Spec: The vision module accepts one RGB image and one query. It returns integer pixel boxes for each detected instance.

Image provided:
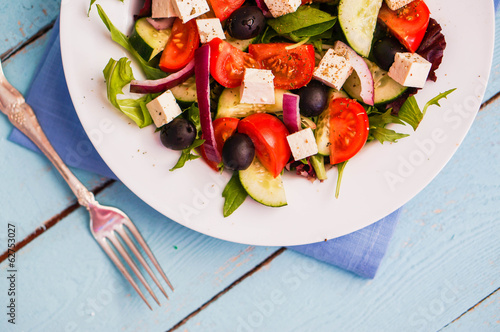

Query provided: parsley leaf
[222,172,248,217]
[399,88,456,130]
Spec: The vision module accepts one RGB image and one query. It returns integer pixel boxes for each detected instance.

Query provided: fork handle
[0,83,95,208]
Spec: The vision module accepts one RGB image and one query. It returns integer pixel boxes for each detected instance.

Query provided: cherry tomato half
[208,38,261,88]
[199,117,240,171]
[248,43,316,90]
[378,0,430,53]
[328,98,369,165]
[211,0,246,21]
[238,114,291,178]
[159,18,199,73]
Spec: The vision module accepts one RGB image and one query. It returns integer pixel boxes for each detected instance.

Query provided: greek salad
[92,0,453,217]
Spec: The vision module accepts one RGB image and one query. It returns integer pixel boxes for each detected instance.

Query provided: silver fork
[0,59,173,310]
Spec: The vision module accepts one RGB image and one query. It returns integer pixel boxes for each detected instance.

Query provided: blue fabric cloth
[19,8,480,278]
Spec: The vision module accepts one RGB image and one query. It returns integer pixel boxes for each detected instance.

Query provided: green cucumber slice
[170,76,197,103]
[129,18,171,62]
[225,32,258,51]
[338,0,383,57]
[239,159,287,207]
[315,90,349,156]
[216,88,288,119]
[344,59,407,105]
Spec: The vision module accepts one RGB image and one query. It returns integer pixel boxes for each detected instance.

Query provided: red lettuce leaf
[417,18,446,82]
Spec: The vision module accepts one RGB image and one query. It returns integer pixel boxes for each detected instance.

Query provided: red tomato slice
[238,114,291,178]
[208,38,261,88]
[378,0,430,53]
[159,18,199,73]
[211,0,245,21]
[248,43,316,90]
[328,98,369,165]
[199,117,240,171]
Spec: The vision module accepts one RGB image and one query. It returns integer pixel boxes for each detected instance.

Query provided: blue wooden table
[1,1,499,331]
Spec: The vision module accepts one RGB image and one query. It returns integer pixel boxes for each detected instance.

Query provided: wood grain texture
[173,98,500,332]
[0,182,280,331]
[0,0,60,57]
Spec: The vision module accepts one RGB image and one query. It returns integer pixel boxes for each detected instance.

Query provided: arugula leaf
[399,88,456,130]
[335,161,347,199]
[370,127,409,144]
[267,6,336,35]
[367,109,408,144]
[222,172,248,217]
[96,4,166,80]
[169,139,205,171]
[103,57,155,128]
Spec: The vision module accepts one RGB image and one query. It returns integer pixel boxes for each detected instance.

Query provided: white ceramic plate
[60,0,495,246]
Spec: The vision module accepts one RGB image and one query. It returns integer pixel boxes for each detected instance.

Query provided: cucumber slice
[216,88,288,119]
[129,18,171,62]
[315,90,349,156]
[344,59,407,105]
[239,159,287,207]
[225,32,258,51]
[170,76,197,103]
[338,0,383,57]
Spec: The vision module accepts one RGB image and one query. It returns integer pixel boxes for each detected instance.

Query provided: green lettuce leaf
[222,172,248,217]
[102,57,156,128]
[96,4,166,80]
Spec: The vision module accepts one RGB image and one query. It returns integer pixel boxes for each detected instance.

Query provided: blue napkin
[9,17,405,279]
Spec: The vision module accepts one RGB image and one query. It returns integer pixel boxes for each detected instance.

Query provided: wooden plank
[0,182,280,331]
[0,0,60,56]
[441,289,499,331]
[171,98,500,332]
[0,34,107,243]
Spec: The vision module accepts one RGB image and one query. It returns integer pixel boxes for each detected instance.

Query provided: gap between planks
[0,179,115,263]
[2,17,500,330]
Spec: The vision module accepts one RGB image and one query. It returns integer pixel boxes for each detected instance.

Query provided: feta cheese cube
[384,0,416,11]
[388,52,432,88]
[146,90,182,127]
[171,0,209,23]
[313,49,353,90]
[152,0,178,18]
[286,128,319,161]
[196,18,225,44]
[263,0,301,18]
[240,68,276,105]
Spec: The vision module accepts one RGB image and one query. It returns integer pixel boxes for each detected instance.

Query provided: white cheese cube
[152,0,178,18]
[388,52,431,88]
[196,18,225,44]
[263,0,301,18]
[313,49,353,90]
[146,90,182,127]
[384,0,416,11]
[287,128,319,161]
[171,0,209,23]
[240,68,276,105]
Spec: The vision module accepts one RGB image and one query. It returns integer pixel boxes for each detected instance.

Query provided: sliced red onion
[334,41,374,106]
[195,44,221,163]
[255,0,273,18]
[146,17,175,30]
[283,93,301,133]
[130,59,195,94]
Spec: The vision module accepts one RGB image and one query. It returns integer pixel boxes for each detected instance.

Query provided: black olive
[222,133,255,171]
[160,118,196,150]
[296,80,329,117]
[372,37,406,71]
[227,6,266,40]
